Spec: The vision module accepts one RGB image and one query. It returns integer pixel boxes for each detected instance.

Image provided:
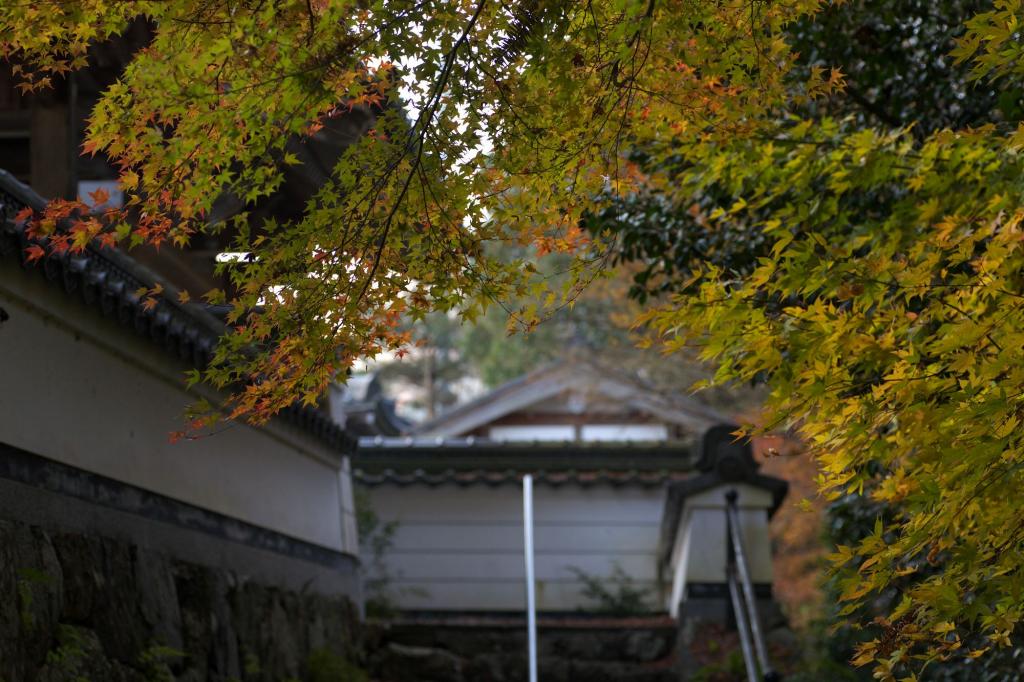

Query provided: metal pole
[727,566,760,682]
[725,490,774,680]
[523,474,538,682]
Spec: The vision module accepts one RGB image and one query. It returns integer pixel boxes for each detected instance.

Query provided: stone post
[658,425,789,679]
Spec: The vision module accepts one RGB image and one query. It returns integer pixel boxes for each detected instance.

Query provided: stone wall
[366,617,678,682]
[363,611,802,682]
[0,520,363,682]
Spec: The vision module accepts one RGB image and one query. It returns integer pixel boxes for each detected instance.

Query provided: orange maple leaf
[87,187,110,206]
[14,207,33,224]
[142,297,159,312]
[24,245,46,263]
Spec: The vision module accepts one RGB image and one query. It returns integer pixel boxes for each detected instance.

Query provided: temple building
[353,358,787,616]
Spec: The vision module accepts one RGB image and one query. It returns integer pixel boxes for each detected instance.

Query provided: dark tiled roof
[354,437,696,487]
[356,468,692,488]
[339,399,411,437]
[0,169,354,455]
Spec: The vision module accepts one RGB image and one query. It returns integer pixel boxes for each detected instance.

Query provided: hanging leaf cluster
[638,4,1024,676]
[0,0,815,426]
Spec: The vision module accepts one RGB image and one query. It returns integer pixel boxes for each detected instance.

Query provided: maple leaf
[119,170,139,190]
[96,232,118,249]
[23,245,45,263]
[14,207,33,224]
[87,187,110,206]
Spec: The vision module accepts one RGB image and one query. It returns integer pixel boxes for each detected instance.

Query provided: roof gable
[412,358,727,438]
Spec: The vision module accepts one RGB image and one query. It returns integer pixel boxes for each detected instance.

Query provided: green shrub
[307,648,369,682]
[567,563,654,616]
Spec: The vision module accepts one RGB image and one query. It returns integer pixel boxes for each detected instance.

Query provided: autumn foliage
[10,0,1024,677]
[635,4,1024,678]
[1,0,814,428]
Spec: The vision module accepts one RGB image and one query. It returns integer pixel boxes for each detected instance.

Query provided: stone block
[52,532,147,662]
[624,630,672,662]
[134,545,183,651]
[0,521,64,681]
[374,642,464,682]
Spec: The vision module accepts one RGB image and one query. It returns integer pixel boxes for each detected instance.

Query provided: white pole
[523,474,538,682]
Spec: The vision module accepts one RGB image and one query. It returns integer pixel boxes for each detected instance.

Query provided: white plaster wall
[667,483,775,616]
[362,483,668,611]
[580,423,669,442]
[0,264,353,554]
[488,424,575,442]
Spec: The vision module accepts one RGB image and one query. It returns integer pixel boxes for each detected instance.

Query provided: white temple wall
[0,263,355,555]
[362,482,667,611]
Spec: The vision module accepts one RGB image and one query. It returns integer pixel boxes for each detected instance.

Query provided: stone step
[367,617,679,682]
